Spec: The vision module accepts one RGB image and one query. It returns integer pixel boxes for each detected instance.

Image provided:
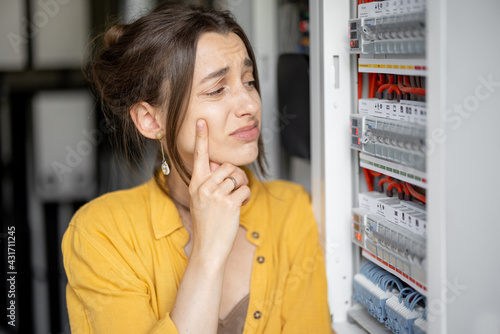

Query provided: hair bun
[104,24,127,47]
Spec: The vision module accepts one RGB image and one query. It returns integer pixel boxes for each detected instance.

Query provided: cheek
[253,93,263,117]
[177,123,196,154]
[199,104,229,134]
[176,104,228,154]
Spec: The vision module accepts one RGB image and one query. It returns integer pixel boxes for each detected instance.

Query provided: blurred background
[0,0,312,332]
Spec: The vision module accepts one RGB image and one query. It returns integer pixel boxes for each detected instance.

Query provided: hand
[188,119,251,263]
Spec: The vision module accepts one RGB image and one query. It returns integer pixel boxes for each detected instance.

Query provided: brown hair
[87,2,268,184]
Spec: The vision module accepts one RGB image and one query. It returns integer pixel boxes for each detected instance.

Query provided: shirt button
[253,311,262,319]
[257,256,265,263]
[251,232,259,239]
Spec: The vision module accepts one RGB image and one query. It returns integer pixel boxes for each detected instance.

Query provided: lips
[230,120,260,141]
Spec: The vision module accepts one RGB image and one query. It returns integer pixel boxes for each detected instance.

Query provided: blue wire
[404,291,418,308]
[404,291,420,309]
[361,262,377,278]
[381,276,390,291]
[392,279,404,291]
[385,277,403,292]
[398,287,413,303]
[366,265,380,282]
[410,295,425,311]
[360,261,372,274]
[378,275,387,290]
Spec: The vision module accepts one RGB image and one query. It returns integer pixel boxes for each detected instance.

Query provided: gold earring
[156,133,170,175]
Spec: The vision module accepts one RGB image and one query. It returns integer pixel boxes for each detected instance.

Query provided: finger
[210,164,248,187]
[208,163,249,189]
[209,161,220,173]
[226,176,238,190]
[192,119,210,177]
[225,171,248,190]
[210,172,247,198]
[231,185,251,207]
[233,167,249,187]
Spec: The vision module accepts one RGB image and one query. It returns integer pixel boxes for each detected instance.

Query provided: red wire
[398,76,426,96]
[363,168,374,192]
[369,73,377,98]
[404,76,411,86]
[376,74,386,86]
[401,182,411,197]
[377,83,400,94]
[388,75,395,84]
[378,178,393,188]
[369,170,382,177]
[387,85,402,95]
[406,183,427,204]
[377,83,392,93]
[387,182,403,194]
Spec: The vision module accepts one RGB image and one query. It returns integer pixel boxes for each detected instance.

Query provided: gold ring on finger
[226,176,238,190]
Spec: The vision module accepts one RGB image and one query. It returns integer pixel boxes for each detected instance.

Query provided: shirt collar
[239,167,268,234]
[148,167,269,240]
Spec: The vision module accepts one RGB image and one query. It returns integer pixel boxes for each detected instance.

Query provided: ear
[130,101,164,139]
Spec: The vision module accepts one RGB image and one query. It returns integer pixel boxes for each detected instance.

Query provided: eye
[245,80,256,88]
[207,86,225,96]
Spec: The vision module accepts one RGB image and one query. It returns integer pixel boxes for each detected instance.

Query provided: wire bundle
[354,262,404,323]
[362,169,427,204]
[366,73,426,101]
[384,287,426,333]
[354,262,427,333]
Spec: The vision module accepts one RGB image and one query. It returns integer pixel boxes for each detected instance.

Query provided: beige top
[217,294,250,334]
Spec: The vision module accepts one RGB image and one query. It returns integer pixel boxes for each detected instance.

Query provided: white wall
[122,0,155,23]
[0,1,26,69]
[427,0,500,332]
[32,0,90,68]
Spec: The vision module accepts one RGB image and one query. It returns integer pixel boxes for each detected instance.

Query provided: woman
[62,2,332,333]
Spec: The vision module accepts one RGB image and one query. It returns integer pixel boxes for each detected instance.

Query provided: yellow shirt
[62,169,333,333]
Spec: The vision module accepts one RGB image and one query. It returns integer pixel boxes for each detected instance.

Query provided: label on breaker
[358,0,426,18]
[358,99,426,125]
[359,192,427,237]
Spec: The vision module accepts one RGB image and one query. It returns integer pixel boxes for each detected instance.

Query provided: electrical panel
[312,0,500,332]
[348,0,428,331]
[349,0,425,55]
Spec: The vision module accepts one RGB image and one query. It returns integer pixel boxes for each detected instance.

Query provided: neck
[165,165,191,211]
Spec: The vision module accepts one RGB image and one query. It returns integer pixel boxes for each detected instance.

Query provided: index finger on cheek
[192,119,210,177]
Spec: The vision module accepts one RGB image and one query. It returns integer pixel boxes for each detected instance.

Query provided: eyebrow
[200,67,229,85]
[199,57,254,85]
[244,57,253,68]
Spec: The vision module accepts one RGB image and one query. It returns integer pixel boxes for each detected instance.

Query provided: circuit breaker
[348,1,428,331]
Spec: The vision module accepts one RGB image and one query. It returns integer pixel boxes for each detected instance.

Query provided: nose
[233,83,260,118]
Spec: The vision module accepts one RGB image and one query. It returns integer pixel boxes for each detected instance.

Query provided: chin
[215,146,259,167]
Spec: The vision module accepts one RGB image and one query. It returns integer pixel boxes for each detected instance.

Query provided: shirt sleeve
[280,190,334,334]
[62,222,179,334]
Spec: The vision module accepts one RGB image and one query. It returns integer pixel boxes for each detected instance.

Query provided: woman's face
[176,32,262,169]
